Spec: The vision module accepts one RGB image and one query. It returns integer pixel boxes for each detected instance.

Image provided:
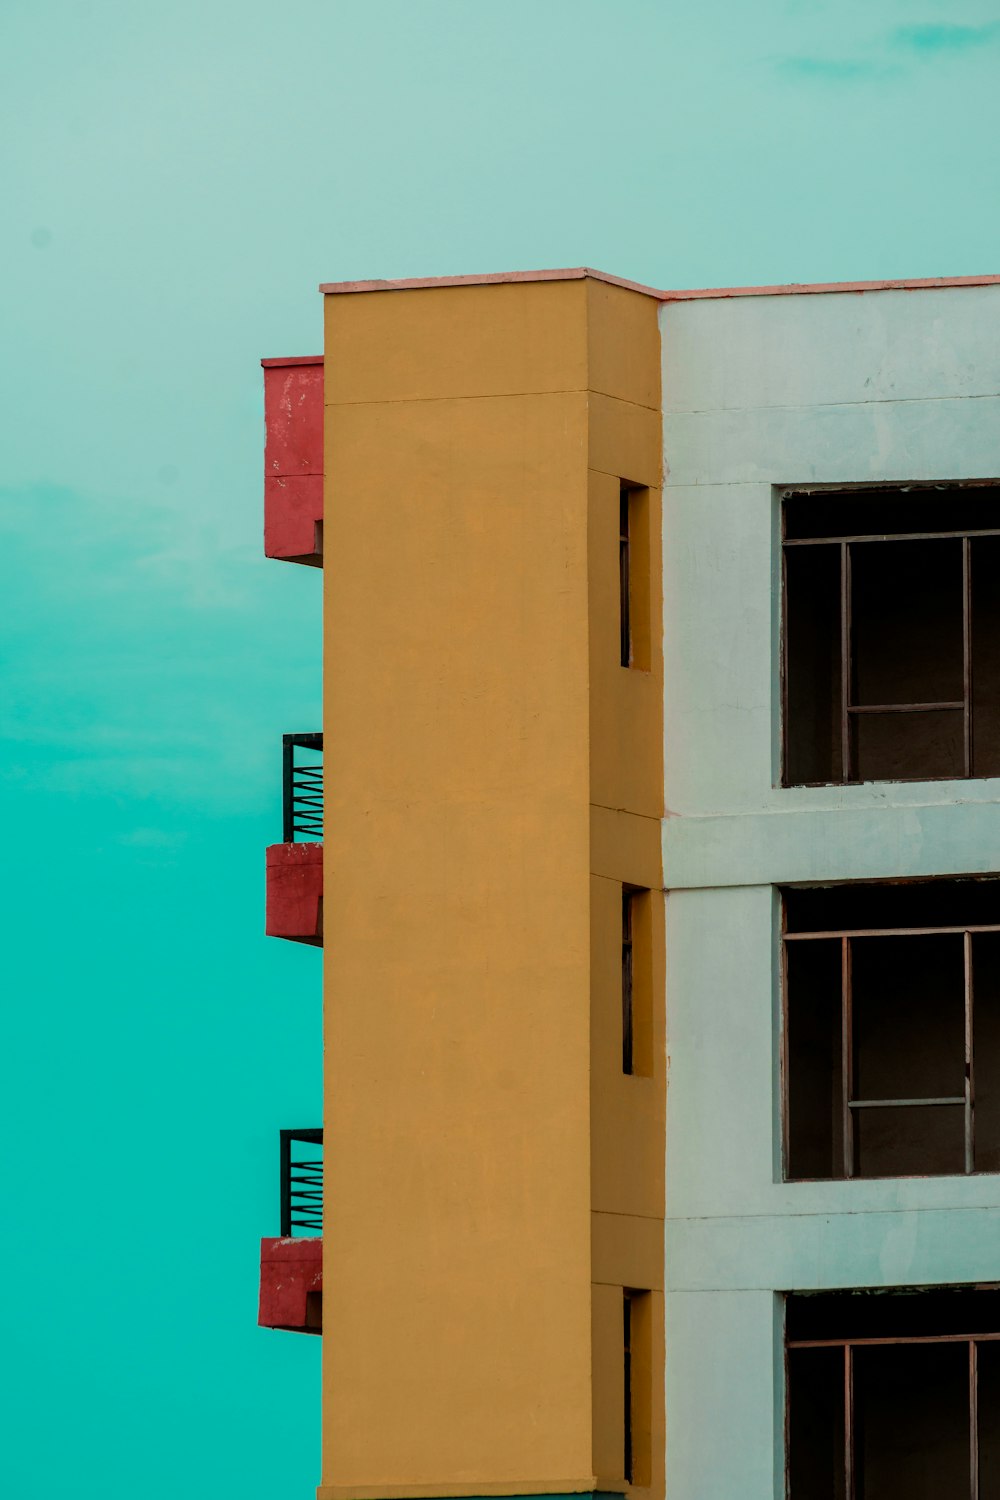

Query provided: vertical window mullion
[841,541,853,783]
[964,534,974,777]
[781,540,789,785]
[842,936,855,1178]
[970,1339,979,1500]
[845,1343,855,1500]
[966,930,976,1175]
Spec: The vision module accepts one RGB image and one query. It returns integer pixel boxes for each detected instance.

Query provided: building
[257,266,1000,1500]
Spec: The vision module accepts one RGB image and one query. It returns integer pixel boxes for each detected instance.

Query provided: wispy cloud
[892,21,1000,54]
[775,55,897,81]
[775,14,1000,83]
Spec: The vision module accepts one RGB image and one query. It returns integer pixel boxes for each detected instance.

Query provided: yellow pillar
[321,271,664,1500]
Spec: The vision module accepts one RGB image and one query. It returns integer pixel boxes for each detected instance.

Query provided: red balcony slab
[266,841,322,946]
[262,356,324,566]
[259,1236,322,1333]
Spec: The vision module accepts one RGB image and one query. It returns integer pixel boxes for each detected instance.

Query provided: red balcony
[259,1129,323,1334]
[266,734,323,946]
[258,1236,322,1332]
[262,355,324,566]
[266,841,322,945]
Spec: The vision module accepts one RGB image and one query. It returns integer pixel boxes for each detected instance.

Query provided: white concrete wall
[660,284,1000,1498]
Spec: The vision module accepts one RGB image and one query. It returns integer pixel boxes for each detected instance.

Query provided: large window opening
[787,1288,1000,1500]
[783,879,1000,1180]
[782,485,1000,785]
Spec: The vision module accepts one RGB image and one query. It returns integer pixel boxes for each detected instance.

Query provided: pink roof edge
[260,355,325,368]
[318,266,1000,302]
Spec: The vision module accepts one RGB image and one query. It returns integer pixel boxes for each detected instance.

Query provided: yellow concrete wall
[320,275,663,1500]
[584,281,665,1500]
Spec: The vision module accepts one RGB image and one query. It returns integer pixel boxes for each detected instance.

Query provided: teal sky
[2,1,1000,1494]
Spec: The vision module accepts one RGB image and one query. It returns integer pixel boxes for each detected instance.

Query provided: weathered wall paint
[258,1236,323,1332]
[660,283,1000,1499]
[320,277,664,1500]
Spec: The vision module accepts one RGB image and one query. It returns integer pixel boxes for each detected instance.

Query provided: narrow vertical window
[620,486,631,667]
[623,1291,633,1485]
[622,889,634,1074]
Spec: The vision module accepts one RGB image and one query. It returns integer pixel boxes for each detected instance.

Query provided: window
[622,1288,651,1487]
[618,484,650,671]
[620,486,632,667]
[782,485,1000,785]
[620,886,653,1077]
[787,1288,1000,1500]
[783,879,1000,1180]
[623,1291,633,1483]
[622,889,634,1074]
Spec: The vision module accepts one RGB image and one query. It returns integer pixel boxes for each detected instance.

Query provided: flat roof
[318,266,1000,302]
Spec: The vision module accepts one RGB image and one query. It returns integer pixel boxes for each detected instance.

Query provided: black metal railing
[279,1128,323,1237]
[282,733,323,842]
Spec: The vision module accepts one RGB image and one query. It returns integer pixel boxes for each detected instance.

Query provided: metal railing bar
[847,1096,964,1109]
[785,528,1000,547]
[785,924,1000,941]
[282,734,324,843]
[846,701,964,714]
[279,1127,323,1237]
[790,1332,1000,1350]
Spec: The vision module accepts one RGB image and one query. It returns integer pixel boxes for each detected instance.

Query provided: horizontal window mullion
[847,1096,964,1109]
[784,527,1000,547]
[789,1331,1000,1349]
[846,701,964,714]
[784,924,1000,941]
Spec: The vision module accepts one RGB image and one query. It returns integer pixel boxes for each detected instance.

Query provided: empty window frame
[783,879,1000,1180]
[787,1287,1000,1500]
[620,486,631,667]
[622,1288,651,1488]
[624,1291,633,1483]
[782,485,1000,785]
[622,888,634,1074]
[618,484,651,672]
[620,886,653,1077]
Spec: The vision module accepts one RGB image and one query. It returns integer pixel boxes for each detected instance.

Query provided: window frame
[779,880,1000,1182]
[778,480,1000,787]
[785,1287,1000,1500]
[622,887,635,1075]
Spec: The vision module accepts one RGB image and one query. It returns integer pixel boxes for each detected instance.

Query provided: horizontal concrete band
[665,1204,1000,1294]
[317,1490,627,1500]
[662,790,1000,890]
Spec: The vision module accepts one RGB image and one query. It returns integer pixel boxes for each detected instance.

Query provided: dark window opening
[623,1291,633,1485]
[782,486,1000,785]
[620,487,632,667]
[787,1288,1000,1500]
[622,889,634,1074]
[783,879,1000,1179]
